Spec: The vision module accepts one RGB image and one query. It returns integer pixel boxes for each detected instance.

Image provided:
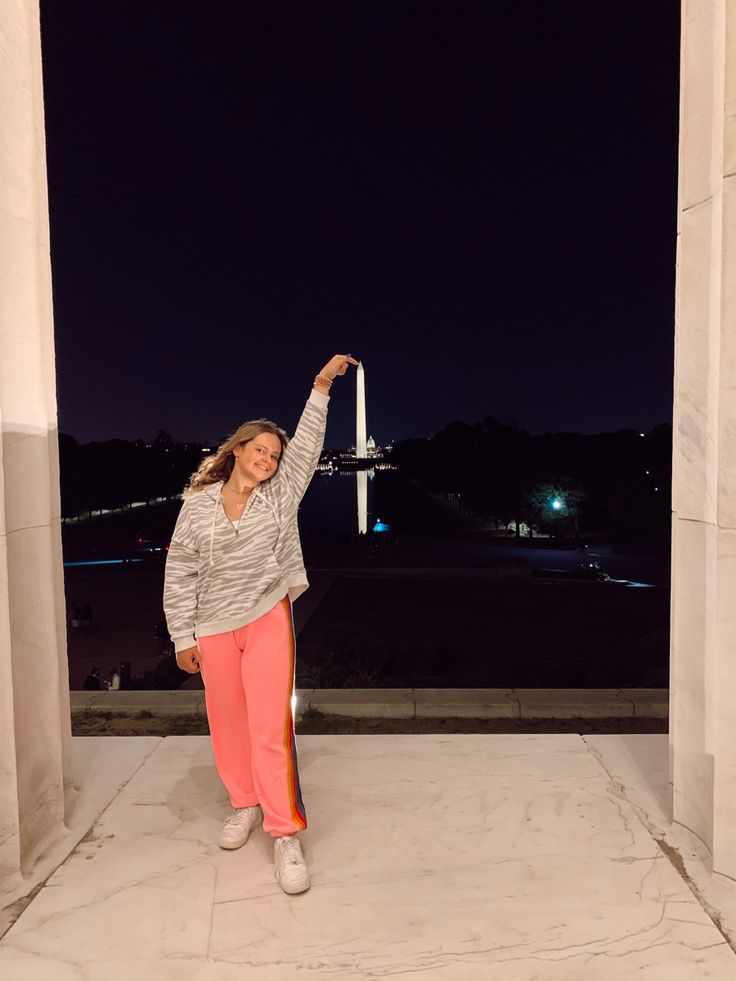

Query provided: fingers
[176,648,201,674]
[332,354,360,376]
[318,355,360,383]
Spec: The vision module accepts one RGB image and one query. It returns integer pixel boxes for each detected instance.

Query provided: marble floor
[2,733,735,980]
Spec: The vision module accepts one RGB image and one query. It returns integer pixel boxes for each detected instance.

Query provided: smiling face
[232,431,282,486]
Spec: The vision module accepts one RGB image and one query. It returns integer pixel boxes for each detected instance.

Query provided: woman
[164,353,357,894]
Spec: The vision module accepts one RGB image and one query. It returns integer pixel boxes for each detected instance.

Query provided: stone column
[671,0,736,876]
[0,0,71,903]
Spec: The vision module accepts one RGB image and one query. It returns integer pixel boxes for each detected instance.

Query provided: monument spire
[356,361,367,458]
[356,362,368,534]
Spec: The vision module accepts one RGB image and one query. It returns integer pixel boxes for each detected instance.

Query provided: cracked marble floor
[1,733,735,980]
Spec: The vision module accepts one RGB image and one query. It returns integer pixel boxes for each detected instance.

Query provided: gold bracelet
[314,374,332,388]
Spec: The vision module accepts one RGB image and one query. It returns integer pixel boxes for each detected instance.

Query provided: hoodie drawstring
[209,493,218,567]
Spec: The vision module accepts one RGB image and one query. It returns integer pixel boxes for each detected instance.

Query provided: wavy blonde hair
[184,419,289,496]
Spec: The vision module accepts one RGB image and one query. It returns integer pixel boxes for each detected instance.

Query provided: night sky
[39,2,680,450]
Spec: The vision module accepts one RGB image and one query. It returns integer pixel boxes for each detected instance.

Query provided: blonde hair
[184,419,289,496]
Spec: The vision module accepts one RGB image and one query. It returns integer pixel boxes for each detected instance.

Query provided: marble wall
[0,0,70,904]
[671,0,736,876]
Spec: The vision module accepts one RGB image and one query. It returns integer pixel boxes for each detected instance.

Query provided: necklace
[223,481,252,516]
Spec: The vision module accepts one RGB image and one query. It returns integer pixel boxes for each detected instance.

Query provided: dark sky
[40,1,680,449]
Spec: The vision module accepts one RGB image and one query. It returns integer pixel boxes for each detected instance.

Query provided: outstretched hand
[319,354,360,381]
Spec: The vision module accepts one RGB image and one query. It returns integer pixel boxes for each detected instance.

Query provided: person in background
[107,667,121,691]
[164,353,357,895]
[82,667,101,691]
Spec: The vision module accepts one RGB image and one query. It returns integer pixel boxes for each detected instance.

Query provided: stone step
[70,687,668,720]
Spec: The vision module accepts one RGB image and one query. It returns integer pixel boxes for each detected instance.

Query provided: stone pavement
[1,733,735,979]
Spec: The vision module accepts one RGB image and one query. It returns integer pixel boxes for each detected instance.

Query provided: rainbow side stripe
[281,597,307,829]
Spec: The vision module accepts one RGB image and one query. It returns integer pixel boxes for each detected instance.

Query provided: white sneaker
[219,805,263,849]
[274,835,310,894]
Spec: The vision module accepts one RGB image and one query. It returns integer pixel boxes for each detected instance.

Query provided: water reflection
[357,470,368,535]
[303,469,375,536]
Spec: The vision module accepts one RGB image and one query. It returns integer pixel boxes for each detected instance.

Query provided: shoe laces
[226,806,256,828]
[278,836,303,866]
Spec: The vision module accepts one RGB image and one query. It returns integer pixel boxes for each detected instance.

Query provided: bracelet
[314,374,332,389]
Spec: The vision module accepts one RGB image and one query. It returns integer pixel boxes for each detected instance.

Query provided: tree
[527,481,585,537]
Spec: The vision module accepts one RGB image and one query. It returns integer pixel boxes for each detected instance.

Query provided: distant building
[337,436,384,461]
[317,440,394,472]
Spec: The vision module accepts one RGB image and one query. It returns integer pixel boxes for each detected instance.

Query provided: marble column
[671,0,736,876]
[0,0,71,904]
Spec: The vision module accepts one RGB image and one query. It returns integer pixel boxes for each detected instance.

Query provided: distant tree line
[59,430,205,518]
[388,418,672,539]
[59,418,672,539]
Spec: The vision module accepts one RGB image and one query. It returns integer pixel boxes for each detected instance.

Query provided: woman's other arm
[163,500,200,658]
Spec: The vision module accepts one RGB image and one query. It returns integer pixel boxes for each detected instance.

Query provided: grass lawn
[296,575,669,689]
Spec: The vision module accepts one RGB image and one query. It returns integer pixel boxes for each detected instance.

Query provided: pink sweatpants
[197,597,306,837]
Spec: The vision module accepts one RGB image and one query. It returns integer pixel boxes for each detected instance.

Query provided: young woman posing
[164,353,358,893]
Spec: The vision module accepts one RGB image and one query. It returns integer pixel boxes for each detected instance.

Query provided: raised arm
[311,354,360,398]
[276,354,359,504]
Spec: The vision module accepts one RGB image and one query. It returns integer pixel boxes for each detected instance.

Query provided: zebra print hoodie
[163,389,328,653]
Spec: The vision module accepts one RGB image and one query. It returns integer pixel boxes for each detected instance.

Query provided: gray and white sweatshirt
[163,389,329,653]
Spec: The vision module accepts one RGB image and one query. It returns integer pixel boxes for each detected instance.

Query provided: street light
[550,497,564,511]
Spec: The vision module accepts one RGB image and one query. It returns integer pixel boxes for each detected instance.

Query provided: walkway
[1,733,735,978]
